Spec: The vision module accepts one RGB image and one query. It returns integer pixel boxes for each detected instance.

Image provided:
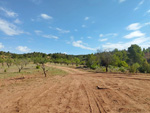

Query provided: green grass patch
[0,63,67,79]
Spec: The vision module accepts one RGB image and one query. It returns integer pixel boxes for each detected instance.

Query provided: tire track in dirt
[1,65,150,113]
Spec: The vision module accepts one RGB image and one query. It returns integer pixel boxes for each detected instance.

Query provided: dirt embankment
[0,65,150,113]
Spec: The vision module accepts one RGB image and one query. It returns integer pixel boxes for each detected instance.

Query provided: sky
[0,0,150,55]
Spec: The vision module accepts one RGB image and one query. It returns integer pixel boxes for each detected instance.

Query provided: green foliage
[86,54,99,69]
[36,65,40,69]
[128,44,145,65]
[119,67,126,72]
[118,61,128,68]
[4,69,7,72]
[99,51,113,72]
[129,63,140,73]
[139,61,150,73]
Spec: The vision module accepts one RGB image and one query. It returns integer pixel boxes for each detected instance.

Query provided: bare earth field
[0,65,150,113]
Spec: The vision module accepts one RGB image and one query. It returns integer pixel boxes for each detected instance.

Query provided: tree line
[0,44,150,76]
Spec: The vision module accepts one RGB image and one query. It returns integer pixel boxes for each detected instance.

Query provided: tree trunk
[42,64,47,77]
[106,66,108,72]
[19,68,21,73]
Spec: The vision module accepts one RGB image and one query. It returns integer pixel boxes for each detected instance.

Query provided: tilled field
[0,65,150,113]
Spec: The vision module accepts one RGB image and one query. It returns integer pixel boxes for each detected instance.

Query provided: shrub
[118,61,128,68]
[139,61,150,73]
[90,64,99,70]
[119,67,126,72]
[36,65,40,69]
[129,63,140,73]
[4,69,7,72]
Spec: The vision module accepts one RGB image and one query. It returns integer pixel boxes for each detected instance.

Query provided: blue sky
[0,0,150,55]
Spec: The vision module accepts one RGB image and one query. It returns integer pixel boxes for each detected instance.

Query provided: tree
[74,57,80,66]
[14,59,25,73]
[86,54,99,69]
[6,58,13,68]
[38,57,48,77]
[0,58,4,67]
[128,44,145,65]
[99,51,113,72]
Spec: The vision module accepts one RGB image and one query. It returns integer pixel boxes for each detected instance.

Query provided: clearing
[0,65,150,113]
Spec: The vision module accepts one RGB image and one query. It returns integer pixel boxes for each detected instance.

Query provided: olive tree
[38,57,48,77]
[14,59,25,73]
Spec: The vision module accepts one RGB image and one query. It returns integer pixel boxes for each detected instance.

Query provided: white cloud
[134,0,144,11]
[147,10,150,13]
[0,18,24,36]
[145,10,150,15]
[0,43,4,49]
[99,38,108,42]
[14,19,22,24]
[102,37,149,50]
[84,17,89,20]
[99,34,104,37]
[124,30,145,39]
[16,46,30,53]
[56,28,70,33]
[82,25,86,28]
[119,0,126,3]
[72,40,96,51]
[126,23,142,31]
[40,14,52,20]
[42,35,58,39]
[0,7,18,17]
[34,30,42,35]
[99,33,118,38]
[87,36,92,39]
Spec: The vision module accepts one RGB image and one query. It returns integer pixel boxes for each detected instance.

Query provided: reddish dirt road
[0,65,150,113]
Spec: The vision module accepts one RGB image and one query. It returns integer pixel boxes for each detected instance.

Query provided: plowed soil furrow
[0,65,150,113]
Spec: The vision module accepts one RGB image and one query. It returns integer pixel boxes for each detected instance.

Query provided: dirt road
[0,65,150,113]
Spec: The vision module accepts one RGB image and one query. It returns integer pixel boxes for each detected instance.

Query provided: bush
[118,61,128,68]
[119,67,126,72]
[36,65,40,69]
[129,63,140,73]
[4,69,7,72]
[90,64,99,70]
[139,61,150,73]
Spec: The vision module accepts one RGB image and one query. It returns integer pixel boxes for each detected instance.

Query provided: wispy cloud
[102,37,149,50]
[42,35,58,39]
[124,30,145,39]
[0,18,24,36]
[40,14,53,20]
[0,7,18,17]
[145,9,150,15]
[99,33,118,38]
[16,46,30,53]
[0,43,4,49]
[14,19,22,24]
[82,25,86,28]
[99,38,108,42]
[34,30,42,35]
[87,36,92,39]
[126,22,150,31]
[72,40,96,51]
[56,28,70,34]
[119,0,126,3]
[134,0,144,11]
[84,17,89,20]
[126,23,142,30]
